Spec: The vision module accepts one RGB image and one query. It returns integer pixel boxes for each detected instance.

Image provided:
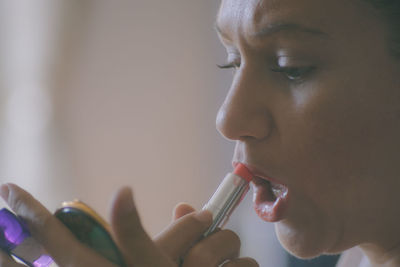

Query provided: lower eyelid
[270,66,316,82]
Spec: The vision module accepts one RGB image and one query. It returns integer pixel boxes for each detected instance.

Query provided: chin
[275,221,329,259]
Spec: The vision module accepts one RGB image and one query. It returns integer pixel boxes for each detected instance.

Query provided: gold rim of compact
[58,200,111,233]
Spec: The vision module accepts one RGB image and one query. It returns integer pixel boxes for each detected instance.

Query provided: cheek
[274,74,400,246]
[275,82,381,221]
[272,100,361,257]
[274,86,400,256]
[280,77,394,189]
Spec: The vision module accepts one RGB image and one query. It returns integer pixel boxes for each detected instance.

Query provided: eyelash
[217,61,315,82]
[217,62,240,69]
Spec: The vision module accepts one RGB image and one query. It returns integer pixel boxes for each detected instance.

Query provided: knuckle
[26,208,54,239]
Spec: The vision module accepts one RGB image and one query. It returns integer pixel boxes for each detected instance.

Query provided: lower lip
[252,177,289,222]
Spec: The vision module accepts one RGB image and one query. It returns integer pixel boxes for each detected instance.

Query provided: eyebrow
[215,22,330,40]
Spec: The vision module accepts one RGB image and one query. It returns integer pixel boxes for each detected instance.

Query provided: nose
[216,67,273,141]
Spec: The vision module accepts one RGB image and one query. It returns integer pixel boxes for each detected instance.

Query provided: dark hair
[364,0,400,58]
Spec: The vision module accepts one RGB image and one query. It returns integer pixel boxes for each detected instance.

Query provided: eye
[271,66,315,81]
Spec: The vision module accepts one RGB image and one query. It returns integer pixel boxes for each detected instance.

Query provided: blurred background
[0,1,338,266]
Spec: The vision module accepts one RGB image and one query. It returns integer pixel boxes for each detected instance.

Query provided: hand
[155,203,259,267]
[0,183,259,267]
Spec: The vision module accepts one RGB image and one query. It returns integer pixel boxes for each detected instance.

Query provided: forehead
[217,0,281,30]
[216,0,375,40]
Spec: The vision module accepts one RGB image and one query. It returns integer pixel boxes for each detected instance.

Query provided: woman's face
[216,0,400,258]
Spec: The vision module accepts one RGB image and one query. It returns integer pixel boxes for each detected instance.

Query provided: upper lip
[232,161,285,186]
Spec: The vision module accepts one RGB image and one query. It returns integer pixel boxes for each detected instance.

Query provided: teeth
[252,176,288,201]
[271,187,281,198]
[271,183,287,198]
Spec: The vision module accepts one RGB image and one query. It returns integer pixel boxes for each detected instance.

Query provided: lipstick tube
[202,163,253,237]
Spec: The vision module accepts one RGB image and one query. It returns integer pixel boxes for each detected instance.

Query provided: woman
[2,0,400,266]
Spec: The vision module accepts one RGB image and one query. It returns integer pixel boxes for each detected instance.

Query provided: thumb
[110,187,175,267]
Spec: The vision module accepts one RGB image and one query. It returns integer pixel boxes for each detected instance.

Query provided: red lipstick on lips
[232,163,253,183]
[248,166,289,222]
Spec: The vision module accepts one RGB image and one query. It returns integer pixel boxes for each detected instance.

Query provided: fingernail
[0,184,10,202]
[194,210,213,224]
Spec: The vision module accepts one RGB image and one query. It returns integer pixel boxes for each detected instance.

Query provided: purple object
[0,208,29,250]
[33,254,54,267]
[0,208,53,267]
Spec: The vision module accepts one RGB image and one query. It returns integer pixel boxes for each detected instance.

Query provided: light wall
[53,0,231,234]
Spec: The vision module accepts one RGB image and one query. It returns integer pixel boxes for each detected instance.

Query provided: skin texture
[0,184,259,267]
[215,0,400,265]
